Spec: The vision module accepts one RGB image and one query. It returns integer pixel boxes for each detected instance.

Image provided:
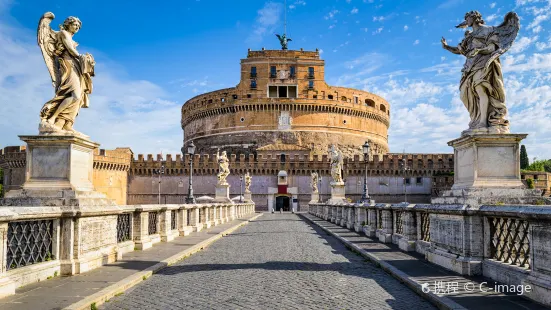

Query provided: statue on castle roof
[329,145,344,185]
[275,33,292,50]
[244,172,252,193]
[216,149,230,185]
[441,11,519,136]
[311,172,319,193]
[37,12,95,138]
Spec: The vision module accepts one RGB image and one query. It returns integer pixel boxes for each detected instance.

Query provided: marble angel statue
[311,172,319,193]
[244,172,252,193]
[441,11,519,136]
[216,149,230,185]
[37,12,96,136]
[329,145,344,184]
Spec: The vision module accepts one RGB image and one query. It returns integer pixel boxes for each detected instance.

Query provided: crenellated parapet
[93,147,133,171]
[130,152,454,177]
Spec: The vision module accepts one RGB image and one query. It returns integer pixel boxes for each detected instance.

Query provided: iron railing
[377,210,383,229]
[488,217,530,268]
[148,212,158,235]
[420,212,430,242]
[171,210,177,230]
[395,211,403,235]
[117,214,131,243]
[7,220,54,270]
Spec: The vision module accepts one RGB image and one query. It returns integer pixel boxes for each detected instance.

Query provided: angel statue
[244,172,252,193]
[275,33,292,50]
[311,172,319,193]
[441,11,519,136]
[37,12,96,136]
[216,149,230,185]
[329,145,344,184]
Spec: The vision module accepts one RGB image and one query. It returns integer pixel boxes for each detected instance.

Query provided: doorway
[275,196,290,211]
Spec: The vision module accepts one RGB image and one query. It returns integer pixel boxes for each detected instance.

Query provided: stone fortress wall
[181,49,390,157]
[127,151,455,210]
[0,146,132,205]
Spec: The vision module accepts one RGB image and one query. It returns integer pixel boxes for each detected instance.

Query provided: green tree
[520,145,529,170]
[526,160,549,172]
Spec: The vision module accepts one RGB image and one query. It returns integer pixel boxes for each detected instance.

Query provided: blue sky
[1,0,550,160]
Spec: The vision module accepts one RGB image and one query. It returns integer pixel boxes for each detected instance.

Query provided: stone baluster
[190,206,202,232]
[397,204,417,251]
[178,207,193,236]
[378,205,393,243]
[365,204,377,237]
[132,209,152,250]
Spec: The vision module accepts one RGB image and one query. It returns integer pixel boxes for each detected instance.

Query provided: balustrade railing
[7,220,54,271]
[117,214,132,243]
[420,212,430,242]
[395,211,403,235]
[171,210,177,230]
[488,216,530,268]
[148,212,158,235]
[377,210,383,229]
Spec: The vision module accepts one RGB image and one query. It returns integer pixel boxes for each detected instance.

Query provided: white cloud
[403,25,409,31]
[528,14,550,32]
[351,7,359,14]
[373,27,384,35]
[485,14,498,22]
[490,2,497,8]
[413,39,420,45]
[509,36,539,54]
[536,38,551,50]
[248,2,283,43]
[373,16,385,22]
[324,9,339,20]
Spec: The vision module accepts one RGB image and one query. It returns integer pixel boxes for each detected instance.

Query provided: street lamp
[399,158,411,203]
[239,175,244,203]
[155,164,165,204]
[361,141,370,203]
[183,141,196,204]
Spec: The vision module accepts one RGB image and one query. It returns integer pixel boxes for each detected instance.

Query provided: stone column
[330,206,337,223]
[203,207,211,229]
[354,205,367,233]
[190,207,202,232]
[364,206,377,237]
[178,208,193,236]
[160,209,177,242]
[340,206,347,227]
[396,204,417,252]
[378,208,393,243]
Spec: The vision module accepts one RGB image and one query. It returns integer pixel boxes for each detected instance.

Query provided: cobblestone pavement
[102,213,435,310]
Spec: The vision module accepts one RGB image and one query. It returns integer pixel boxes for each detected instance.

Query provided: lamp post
[399,158,411,203]
[361,141,370,203]
[155,164,165,204]
[184,141,196,204]
[239,175,244,203]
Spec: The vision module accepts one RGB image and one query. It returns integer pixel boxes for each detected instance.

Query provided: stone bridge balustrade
[309,201,551,307]
[0,202,255,298]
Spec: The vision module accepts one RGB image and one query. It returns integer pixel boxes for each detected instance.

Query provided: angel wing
[287,38,292,42]
[485,11,520,70]
[37,12,59,89]
[275,34,282,41]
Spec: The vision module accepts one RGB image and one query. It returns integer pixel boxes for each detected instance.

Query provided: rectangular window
[534,175,539,180]
[354,96,359,104]
[416,177,422,185]
[308,67,314,78]
[270,66,277,78]
[288,86,297,98]
[290,66,296,78]
[269,86,278,98]
[404,178,411,185]
[308,80,314,89]
[278,86,288,98]
[250,66,257,78]
[250,80,257,88]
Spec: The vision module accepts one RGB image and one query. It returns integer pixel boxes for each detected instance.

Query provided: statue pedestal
[244,191,252,203]
[432,133,551,206]
[214,183,232,203]
[310,192,320,204]
[1,135,115,206]
[327,182,346,204]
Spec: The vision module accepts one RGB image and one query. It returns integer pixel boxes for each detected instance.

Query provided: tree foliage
[520,145,529,170]
[525,159,551,172]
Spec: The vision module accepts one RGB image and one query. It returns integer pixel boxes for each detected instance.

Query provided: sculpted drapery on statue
[329,145,344,185]
[216,149,230,185]
[244,172,252,193]
[37,12,95,136]
[311,172,319,193]
[441,11,519,136]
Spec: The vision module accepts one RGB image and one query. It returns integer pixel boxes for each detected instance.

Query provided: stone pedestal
[214,183,232,203]
[327,182,346,204]
[432,133,551,206]
[310,192,319,204]
[244,191,252,203]
[2,135,115,206]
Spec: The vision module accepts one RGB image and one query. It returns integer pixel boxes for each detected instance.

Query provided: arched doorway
[275,195,290,211]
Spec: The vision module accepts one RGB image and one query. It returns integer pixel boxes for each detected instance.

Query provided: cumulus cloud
[248,2,283,43]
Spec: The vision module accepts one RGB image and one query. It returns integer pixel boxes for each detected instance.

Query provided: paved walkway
[0,214,259,310]
[103,213,435,310]
[301,213,548,310]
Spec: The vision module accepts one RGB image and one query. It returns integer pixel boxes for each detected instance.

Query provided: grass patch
[115,292,124,297]
[91,302,97,310]
[142,275,147,280]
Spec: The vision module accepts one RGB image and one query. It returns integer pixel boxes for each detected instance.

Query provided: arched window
[380,104,387,113]
[365,99,376,107]
[341,96,347,102]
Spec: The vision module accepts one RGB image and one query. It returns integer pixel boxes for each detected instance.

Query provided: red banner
[278,185,287,194]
